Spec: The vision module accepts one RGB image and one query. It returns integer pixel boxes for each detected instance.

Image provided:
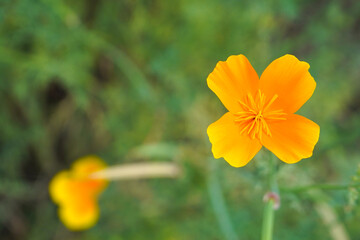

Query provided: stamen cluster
[234,90,286,140]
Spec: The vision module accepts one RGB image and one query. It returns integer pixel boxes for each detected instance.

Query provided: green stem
[261,199,275,240]
[261,153,278,240]
[269,154,278,192]
[281,183,360,193]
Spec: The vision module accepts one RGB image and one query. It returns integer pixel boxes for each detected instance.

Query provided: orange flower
[207,54,320,167]
[49,156,108,230]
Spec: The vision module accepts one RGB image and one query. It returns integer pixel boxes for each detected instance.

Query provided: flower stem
[281,183,360,193]
[261,154,278,240]
[261,199,275,240]
[268,154,278,192]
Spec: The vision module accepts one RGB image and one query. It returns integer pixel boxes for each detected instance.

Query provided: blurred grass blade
[207,159,238,240]
[104,45,155,102]
[90,162,181,180]
[311,190,350,240]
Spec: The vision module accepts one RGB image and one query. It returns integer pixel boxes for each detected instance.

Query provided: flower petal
[259,54,316,113]
[207,112,262,167]
[72,156,107,177]
[207,55,259,113]
[59,198,99,231]
[72,156,108,194]
[49,171,71,204]
[261,114,320,164]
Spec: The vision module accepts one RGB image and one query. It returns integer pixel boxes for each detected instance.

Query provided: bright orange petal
[259,54,316,113]
[72,156,108,194]
[72,155,107,177]
[59,198,99,231]
[261,114,320,164]
[49,156,108,207]
[207,112,262,167]
[207,55,259,113]
[49,171,71,204]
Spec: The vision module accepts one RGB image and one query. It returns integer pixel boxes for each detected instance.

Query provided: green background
[1,0,360,239]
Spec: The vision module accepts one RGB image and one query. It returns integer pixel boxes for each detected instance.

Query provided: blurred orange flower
[207,54,320,167]
[49,156,108,230]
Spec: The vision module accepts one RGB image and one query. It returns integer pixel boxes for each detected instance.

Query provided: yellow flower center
[234,90,287,140]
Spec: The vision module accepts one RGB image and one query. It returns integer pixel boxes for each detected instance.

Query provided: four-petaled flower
[207,54,320,167]
[49,156,108,230]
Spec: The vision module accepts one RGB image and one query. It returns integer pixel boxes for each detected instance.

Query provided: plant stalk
[261,154,278,240]
[261,199,275,240]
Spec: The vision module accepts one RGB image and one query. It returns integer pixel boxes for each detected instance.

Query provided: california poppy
[207,54,320,167]
[49,156,107,230]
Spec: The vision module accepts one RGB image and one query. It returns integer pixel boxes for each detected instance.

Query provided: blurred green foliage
[1,0,360,239]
